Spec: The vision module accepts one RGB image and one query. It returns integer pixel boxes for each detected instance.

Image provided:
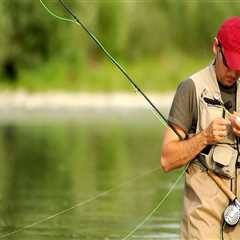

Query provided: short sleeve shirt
[168,78,236,134]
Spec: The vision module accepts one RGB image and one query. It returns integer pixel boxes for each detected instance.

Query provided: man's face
[215,43,240,87]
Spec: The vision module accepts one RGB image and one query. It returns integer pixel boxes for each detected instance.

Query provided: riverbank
[0,91,174,123]
[0,91,173,111]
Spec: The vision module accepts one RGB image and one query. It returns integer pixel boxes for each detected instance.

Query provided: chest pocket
[199,94,235,145]
[202,144,238,178]
[199,96,223,131]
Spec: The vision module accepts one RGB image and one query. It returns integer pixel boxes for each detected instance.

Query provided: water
[0,110,183,240]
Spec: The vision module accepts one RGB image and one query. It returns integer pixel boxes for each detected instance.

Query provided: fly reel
[224,199,240,226]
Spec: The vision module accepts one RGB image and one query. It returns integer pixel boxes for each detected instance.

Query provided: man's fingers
[215,125,227,131]
[212,123,227,131]
[232,126,240,134]
[213,117,229,126]
[213,130,227,137]
[217,118,229,125]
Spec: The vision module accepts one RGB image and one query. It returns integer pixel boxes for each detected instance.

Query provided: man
[160,17,240,239]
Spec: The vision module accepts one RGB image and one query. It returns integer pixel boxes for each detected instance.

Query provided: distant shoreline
[0,91,174,123]
[0,91,174,111]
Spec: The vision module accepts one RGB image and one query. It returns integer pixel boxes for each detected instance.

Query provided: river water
[0,109,183,240]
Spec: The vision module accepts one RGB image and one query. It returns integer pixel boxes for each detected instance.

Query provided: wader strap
[191,154,208,171]
[236,162,240,168]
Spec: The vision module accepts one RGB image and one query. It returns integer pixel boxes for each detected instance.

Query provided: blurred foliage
[0,0,239,90]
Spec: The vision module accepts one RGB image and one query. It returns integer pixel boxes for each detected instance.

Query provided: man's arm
[160,118,228,172]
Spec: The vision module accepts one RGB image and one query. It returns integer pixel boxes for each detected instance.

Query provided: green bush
[0,0,239,90]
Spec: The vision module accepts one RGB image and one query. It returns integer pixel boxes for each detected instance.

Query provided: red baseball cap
[217,16,240,70]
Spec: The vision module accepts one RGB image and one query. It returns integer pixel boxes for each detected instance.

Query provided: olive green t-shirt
[168,78,236,134]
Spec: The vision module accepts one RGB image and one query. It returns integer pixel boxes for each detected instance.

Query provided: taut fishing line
[0,1,186,239]
[0,167,160,239]
[120,167,186,240]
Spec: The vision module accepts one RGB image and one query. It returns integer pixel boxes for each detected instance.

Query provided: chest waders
[200,94,240,226]
[190,64,240,239]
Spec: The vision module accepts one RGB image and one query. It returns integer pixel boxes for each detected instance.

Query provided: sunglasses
[218,43,230,69]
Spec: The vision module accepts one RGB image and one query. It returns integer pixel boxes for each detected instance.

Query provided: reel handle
[207,170,236,202]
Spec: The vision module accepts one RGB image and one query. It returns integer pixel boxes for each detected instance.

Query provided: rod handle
[207,170,236,202]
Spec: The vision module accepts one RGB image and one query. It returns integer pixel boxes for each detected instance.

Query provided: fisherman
[160,16,240,239]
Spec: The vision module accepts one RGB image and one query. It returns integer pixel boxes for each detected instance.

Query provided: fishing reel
[224,198,240,226]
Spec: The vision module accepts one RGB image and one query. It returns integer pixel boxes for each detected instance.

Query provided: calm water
[0,110,183,240]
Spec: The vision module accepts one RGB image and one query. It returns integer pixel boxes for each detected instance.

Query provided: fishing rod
[56,0,182,139]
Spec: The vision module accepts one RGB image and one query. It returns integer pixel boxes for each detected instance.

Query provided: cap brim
[225,50,240,71]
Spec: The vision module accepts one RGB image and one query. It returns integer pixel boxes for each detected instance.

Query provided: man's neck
[218,80,236,90]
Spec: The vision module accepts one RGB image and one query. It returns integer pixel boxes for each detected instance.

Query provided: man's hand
[230,112,240,136]
[203,117,228,144]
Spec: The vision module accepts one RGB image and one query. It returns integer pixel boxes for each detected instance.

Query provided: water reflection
[0,111,183,240]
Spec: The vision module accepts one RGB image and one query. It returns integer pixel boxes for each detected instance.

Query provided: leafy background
[0,0,239,91]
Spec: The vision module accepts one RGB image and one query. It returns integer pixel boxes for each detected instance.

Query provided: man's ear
[213,37,219,56]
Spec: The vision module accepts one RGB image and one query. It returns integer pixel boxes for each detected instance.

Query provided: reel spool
[224,199,240,226]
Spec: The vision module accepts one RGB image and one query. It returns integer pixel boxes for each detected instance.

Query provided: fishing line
[39,0,75,23]
[120,165,186,240]
[0,166,160,239]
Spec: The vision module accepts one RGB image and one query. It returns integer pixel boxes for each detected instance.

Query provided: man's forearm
[161,131,207,172]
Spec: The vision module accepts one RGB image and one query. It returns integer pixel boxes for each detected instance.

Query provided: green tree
[0,0,66,80]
